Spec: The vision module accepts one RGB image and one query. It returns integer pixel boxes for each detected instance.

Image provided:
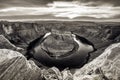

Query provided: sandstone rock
[74,43,120,80]
[41,30,75,56]
[0,35,25,54]
[62,69,73,80]
[106,26,120,40]
[2,24,13,35]
[41,67,73,80]
[41,67,62,80]
[0,49,42,80]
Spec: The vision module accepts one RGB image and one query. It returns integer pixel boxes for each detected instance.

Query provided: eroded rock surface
[74,43,120,80]
[0,49,41,80]
[41,67,73,80]
[0,35,25,54]
[0,35,21,50]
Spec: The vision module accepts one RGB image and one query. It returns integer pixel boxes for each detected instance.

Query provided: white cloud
[0,1,120,19]
[47,1,80,8]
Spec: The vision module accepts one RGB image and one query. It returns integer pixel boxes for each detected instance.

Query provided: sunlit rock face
[0,35,24,53]
[0,49,41,80]
[73,43,120,80]
[27,30,96,69]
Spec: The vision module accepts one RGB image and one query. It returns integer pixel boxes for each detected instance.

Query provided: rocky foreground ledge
[0,43,120,80]
[74,43,120,80]
[0,49,42,80]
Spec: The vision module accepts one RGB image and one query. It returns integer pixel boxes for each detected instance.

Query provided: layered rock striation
[74,43,120,80]
[0,49,42,80]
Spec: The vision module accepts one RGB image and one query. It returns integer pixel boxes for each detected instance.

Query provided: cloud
[29,2,120,19]
[0,0,74,8]
[0,0,120,9]
[0,1,120,20]
[79,0,120,6]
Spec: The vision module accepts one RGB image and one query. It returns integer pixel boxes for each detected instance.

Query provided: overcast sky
[0,0,120,21]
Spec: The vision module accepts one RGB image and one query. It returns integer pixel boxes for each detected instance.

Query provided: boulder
[41,67,63,80]
[74,43,120,80]
[0,49,42,80]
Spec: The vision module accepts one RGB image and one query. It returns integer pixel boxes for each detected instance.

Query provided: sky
[0,0,120,21]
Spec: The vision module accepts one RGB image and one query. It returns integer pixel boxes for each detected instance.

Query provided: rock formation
[74,43,120,80]
[0,49,42,80]
[0,35,25,54]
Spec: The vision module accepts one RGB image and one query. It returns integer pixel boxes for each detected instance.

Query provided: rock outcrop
[41,67,74,80]
[74,43,120,80]
[0,35,23,49]
[0,49,42,80]
[0,35,25,54]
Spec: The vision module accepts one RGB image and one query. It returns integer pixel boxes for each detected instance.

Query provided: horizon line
[0,19,120,22]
